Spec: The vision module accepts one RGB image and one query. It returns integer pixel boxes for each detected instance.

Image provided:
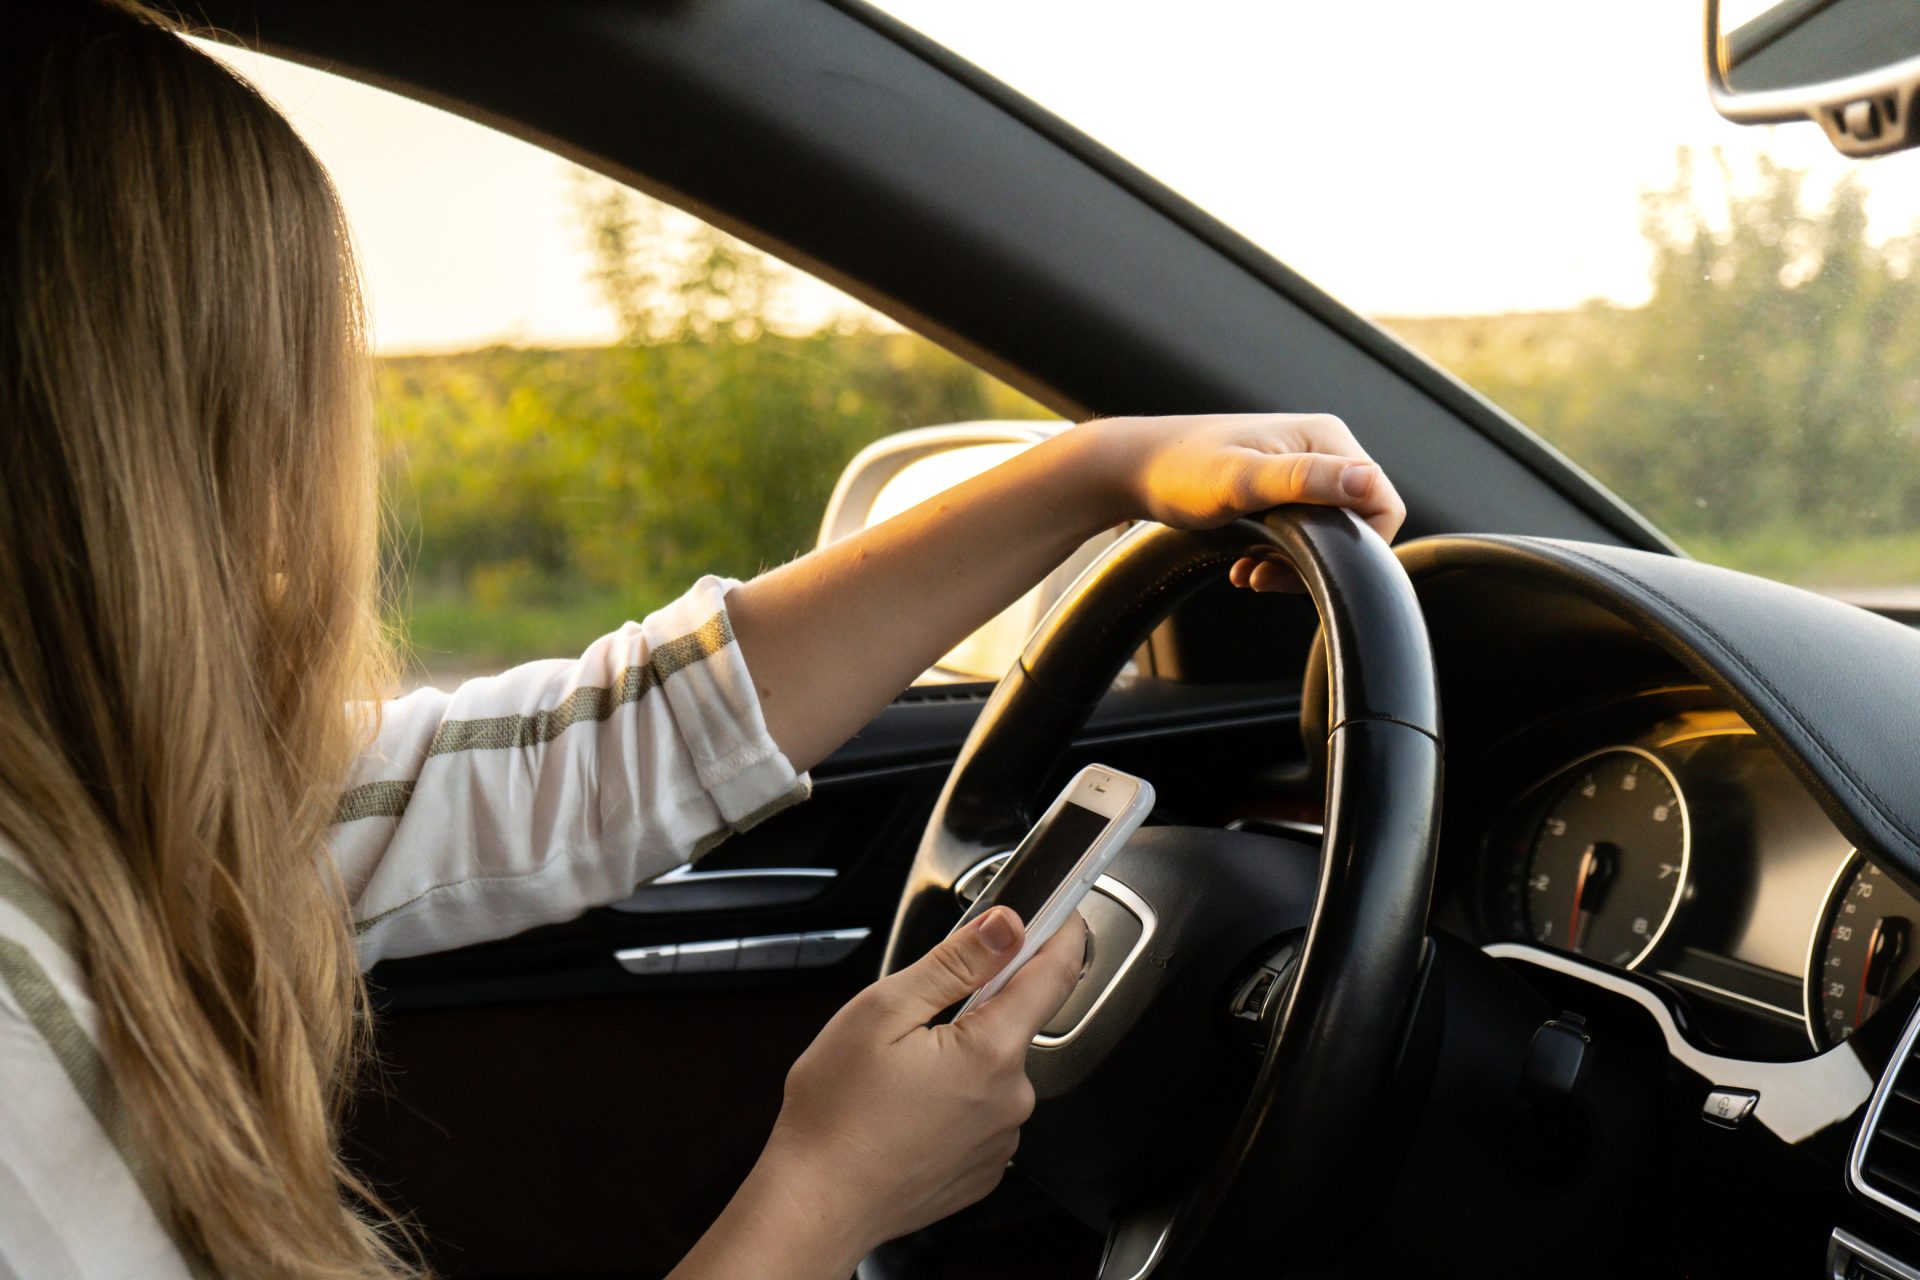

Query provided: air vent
[1851,1004,1920,1225]
[895,681,996,705]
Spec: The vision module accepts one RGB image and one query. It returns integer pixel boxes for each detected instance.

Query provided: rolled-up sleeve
[331,575,810,967]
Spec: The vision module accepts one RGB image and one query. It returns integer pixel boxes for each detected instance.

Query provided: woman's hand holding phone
[666,906,1086,1280]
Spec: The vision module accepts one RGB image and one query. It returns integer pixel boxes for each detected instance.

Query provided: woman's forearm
[665,1151,869,1280]
[728,420,1131,773]
[727,413,1404,774]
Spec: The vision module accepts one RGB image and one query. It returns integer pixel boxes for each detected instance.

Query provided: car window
[871,0,1920,606]
[201,43,1056,688]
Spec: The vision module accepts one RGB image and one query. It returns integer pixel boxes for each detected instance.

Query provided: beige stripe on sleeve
[334,610,736,826]
[0,938,217,1280]
[0,857,76,955]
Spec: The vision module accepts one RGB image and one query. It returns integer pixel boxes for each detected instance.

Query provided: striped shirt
[0,576,809,1278]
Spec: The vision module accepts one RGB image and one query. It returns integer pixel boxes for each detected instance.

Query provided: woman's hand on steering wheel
[732,409,1401,772]
[1100,413,1407,594]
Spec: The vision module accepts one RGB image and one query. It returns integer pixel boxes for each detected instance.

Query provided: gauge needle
[1566,842,1618,953]
[1855,917,1909,1029]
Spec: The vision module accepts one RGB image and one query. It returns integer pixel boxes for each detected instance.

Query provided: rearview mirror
[1707,0,1920,156]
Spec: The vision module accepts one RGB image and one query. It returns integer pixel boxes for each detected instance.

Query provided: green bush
[380,151,1920,682]
[377,334,1051,678]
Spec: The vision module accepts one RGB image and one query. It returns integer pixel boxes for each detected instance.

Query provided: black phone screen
[980,801,1113,925]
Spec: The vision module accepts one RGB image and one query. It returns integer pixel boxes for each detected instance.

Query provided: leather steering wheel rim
[879,504,1443,1275]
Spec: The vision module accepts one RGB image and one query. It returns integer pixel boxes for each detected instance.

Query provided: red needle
[1856,918,1887,1029]
[1567,844,1598,951]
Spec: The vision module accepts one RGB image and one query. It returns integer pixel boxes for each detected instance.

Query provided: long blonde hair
[1,4,411,1275]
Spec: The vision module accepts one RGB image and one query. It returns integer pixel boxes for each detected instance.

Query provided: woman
[0,3,1405,1278]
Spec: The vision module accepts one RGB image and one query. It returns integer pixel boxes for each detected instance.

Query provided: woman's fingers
[1229,451,1404,542]
[1123,414,1406,543]
[956,912,1086,1048]
[756,916,1080,1252]
[869,906,1025,1035]
[1230,556,1306,593]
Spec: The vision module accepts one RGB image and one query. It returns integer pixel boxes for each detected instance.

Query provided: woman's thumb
[880,907,1024,1029]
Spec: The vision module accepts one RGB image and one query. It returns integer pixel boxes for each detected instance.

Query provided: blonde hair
[1,4,411,1275]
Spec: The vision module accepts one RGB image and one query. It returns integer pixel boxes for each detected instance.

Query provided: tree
[1385,147,1920,583]
[576,174,785,344]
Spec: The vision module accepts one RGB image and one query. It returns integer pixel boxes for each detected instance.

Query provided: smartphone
[950,763,1154,1017]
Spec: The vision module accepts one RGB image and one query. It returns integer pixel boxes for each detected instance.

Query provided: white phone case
[955,763,1155,1017]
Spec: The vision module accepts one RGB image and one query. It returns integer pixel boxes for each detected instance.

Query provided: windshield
[873,0,1920,604]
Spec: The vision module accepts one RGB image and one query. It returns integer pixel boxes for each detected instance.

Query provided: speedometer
[1503,746,1691,969]
[1807,854,1920,1049]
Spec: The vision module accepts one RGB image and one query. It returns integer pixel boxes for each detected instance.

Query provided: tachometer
[1512,746,1690,968]
[1807,854,1920,1049]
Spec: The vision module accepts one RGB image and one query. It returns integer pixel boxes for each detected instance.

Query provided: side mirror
[1707,0,1920,157]
[818,421,1127,683]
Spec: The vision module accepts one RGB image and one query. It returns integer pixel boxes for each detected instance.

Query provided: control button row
[615,928,870,976]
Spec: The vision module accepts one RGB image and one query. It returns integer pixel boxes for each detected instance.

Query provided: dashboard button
[798,928,870,968]
[613,943,677,975]
[738,933,803,970]
[675,939,740,973]
[1701,1087,1759,1128]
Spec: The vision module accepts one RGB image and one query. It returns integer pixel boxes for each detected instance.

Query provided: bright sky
[205,1,1920,355]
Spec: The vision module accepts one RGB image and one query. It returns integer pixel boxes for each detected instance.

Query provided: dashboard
[1443,690,1920,1059]
[1274,532,1920,1274]
[1448,693,1920,1061]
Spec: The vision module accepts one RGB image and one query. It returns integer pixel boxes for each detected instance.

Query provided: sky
[204,1,1920,356]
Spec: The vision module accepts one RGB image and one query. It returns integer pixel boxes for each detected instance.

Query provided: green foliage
[380,151,1920,680]
[576,173,786,345]
[378,182,1050,678]
[1381,147,1920,589]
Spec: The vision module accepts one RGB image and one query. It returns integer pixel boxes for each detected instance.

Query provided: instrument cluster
[1469,701,1920,1057]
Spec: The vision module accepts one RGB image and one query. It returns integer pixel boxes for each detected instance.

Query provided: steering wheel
[876,504,1442,1277]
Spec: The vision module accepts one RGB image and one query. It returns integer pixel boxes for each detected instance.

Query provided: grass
[1679,528,1920,594]
[390,584,676,688]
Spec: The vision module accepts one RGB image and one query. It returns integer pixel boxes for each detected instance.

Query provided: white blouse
[0,576,809,1279]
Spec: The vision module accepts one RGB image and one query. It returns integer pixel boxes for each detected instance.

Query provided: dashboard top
[1387,534,1920,893]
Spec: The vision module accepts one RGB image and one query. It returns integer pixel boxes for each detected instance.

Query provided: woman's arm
[729,413,1405,772]
[333,578,807,966]
[665,412,1403,1272]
